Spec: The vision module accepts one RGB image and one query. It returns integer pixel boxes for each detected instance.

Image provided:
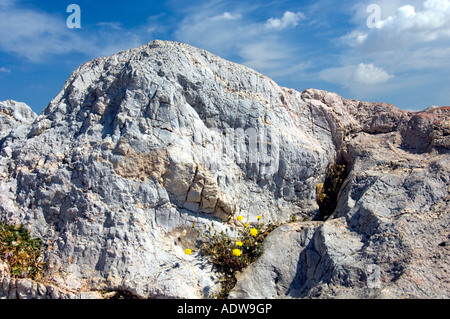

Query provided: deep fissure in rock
[315,161,348,221]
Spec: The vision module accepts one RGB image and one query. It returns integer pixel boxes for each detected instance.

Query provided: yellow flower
[232,249,242,257]
[236,241,243,246]
[257,216,262,220]
[250,228,258,237]
[244,223,249,228]
[237,216,244,221]
[185,249,192,255]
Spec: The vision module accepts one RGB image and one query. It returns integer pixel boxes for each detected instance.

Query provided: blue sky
[0,0,449,114]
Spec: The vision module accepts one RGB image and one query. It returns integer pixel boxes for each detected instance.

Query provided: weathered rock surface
[230,93,450,299]
[0,100,37,138]
[0,100,37,169]
[0,40,449,299]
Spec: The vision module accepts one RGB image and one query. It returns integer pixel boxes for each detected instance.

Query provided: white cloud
[174,5,309,80]
[319,62,407,106]
[239,42,283,70]
[324,0,450,109]
[211,12,242,21]
[238,41,308,78]
[341,0,450,74]
[265,11,305,30]
[319,65,354,86]
[95,22,124,31]
[341,30,369,46]
[0,5,75,61]
[0,67,11,74]
[354,63,394,84]
[320,63,394,88]
[382,2,450,36]
[0,2,145,62]
[175,10,249,59]
[349,0,450,48]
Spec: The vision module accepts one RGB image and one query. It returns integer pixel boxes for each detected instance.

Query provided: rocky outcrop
[0,100,37,172]
[0,100,37,138]
[230,92,450,299]
[1,40,449,299]
[0,261,98,299]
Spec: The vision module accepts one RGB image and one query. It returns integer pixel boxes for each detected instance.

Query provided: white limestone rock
[0,40,449,299]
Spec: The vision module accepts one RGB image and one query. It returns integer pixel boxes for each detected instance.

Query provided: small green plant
[316,163,348,220]
[0,221,45,280]
[196,215,278,299]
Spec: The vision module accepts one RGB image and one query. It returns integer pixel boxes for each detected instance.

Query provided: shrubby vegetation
[0,221,45,280]
[193,216,278,299]
[316,163,347,220]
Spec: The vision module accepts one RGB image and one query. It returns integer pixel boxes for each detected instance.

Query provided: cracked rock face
[230,96,450,299]
[0,100,37,136]
[1,40,449,299]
